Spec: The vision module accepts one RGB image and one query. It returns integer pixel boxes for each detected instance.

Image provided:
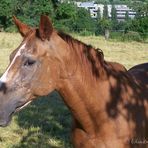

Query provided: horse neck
[61,36,105,82]
[57,39,110,135]
[57,79,110,135]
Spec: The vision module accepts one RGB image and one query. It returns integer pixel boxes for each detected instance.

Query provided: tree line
[0,0,147,41]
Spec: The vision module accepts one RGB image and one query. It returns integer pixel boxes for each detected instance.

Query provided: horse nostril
[0,82,7,94]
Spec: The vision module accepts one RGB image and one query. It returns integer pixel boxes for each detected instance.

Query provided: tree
[129,17,148,39]
[0,0,16,30]
[99,18,112,32]
[111,5,117,22]
[131,1,148,18]
[97,8,101,20]
[98,18,112,39]
[109,0,114,3]
[51,0,59,10]
[103,4,109,19]
[14,0,54,26]
[54,2,77,32]
[75,8,96,34]
[55,2,77,20]
[0,0,54,31]
[111,4,118,30]
[125,11,130,21]
[102,4,111,39]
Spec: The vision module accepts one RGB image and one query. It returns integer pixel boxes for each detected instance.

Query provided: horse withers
[0,16,147,148]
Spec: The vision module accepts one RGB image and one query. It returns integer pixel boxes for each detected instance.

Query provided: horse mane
[58,31,105,78]
[58,31,104,57]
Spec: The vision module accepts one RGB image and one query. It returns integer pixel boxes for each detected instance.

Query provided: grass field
[0,32,147,148]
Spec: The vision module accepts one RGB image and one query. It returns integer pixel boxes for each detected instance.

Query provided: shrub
[5,26,17,33]
[79,30,94,36]
[55,23,70,33]
[75,8,96,34]
[122,31,143,42]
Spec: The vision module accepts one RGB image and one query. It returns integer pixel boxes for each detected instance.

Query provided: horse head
[0,15,67,126]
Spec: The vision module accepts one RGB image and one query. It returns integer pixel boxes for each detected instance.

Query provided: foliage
[0,0,148,41]
[0,0,54,31]
[74,8,97,34]
[110,31,123,40]
[79,30,95,36]
[54,2,77,32]
[99,19,112,31]
[131,1,148,18]
[123,31,143,42]
[110,31,143,42]
[96,3,112,36]
[113,21,126,31]
[126,17,148,39]
[111,5,118,30]
[103,4,109,19]
[55,2,76,20]
[0,0,16,29]
[125,11,130,21]
[111,5,117,22]
[14,0,54,26]
[97,8,101,20]
[51,0,60,9]
[54,4,97,34]
[0,0,97,35]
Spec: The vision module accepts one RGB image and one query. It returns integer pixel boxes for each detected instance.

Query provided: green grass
[0,33,147,148]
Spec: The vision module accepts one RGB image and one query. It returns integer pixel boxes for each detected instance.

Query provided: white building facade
[76,1,136,21]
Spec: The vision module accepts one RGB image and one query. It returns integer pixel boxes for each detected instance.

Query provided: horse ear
[39,15,53,41]
[13,16,32,37]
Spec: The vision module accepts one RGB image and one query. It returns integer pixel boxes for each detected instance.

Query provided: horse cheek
[31,68,55,96]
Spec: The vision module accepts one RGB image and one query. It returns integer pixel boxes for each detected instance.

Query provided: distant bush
[79,30,94,36]
[122,31,143,42]
[74,8,97,34]
[4,26,17,33]
[110,31,143,42]
[126,17,148,40]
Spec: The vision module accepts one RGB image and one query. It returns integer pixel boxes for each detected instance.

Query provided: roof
[80,2,95,7]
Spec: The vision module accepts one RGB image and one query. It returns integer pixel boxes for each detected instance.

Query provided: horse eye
[24,59,36,67]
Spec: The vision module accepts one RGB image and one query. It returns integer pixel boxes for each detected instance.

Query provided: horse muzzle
[0,111,12,127]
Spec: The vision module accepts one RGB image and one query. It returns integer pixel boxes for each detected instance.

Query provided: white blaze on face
[0,43,26,83]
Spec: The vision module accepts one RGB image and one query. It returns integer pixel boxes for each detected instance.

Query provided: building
[114,5,136,21]
[76,1,136,21]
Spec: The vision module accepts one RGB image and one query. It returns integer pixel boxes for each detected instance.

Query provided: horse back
[128,63,148,87]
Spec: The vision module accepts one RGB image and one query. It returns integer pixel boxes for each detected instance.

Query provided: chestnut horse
[0,16,147,148]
